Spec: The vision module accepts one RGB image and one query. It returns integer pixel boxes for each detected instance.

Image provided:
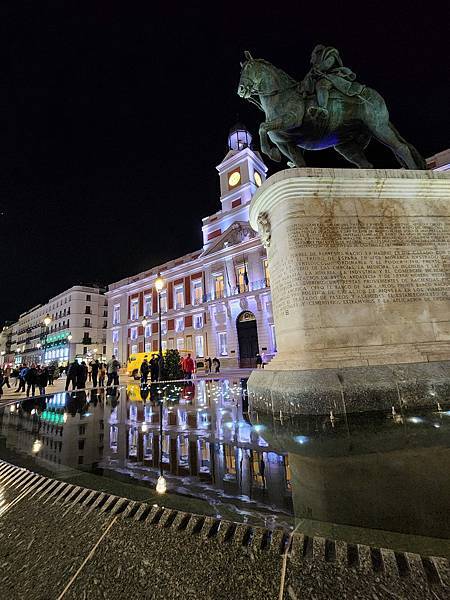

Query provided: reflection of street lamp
[141,318,148,355]
[156,399,167,494]
[154,273,165,381]
[42,314,52,364]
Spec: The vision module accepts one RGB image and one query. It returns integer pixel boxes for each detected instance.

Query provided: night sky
[1,2,448,323]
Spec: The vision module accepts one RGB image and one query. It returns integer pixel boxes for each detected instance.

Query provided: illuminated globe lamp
[155,273,165,293]
[227,122,252,152]
[43,314,52,328]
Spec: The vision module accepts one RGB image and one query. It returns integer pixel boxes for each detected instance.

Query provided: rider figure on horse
[301,45,364,118]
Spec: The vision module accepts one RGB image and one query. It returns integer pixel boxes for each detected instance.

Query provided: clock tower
[202,124,268,249]
[217,123,267,211]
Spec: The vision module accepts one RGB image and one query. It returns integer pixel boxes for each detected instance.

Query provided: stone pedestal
[249,168,450,413]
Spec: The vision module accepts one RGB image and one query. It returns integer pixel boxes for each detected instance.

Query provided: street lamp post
[67,334,72,365]
[42,314,52,364]
[141,318,148,356]
[154,273,165,381]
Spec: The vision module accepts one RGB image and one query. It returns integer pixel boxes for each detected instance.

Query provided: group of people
[0,355,122,398]
[138,353,221,384]
[138,354,163,384]
[65,356,121,391]
[204,357,221,374]
[256,352,268,368]
[0,363,57,398]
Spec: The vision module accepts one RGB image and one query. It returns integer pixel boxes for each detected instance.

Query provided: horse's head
[237,50,266,98]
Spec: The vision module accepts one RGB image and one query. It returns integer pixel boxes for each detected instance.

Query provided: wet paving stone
[64,515,283,600]
[0,494,114,599]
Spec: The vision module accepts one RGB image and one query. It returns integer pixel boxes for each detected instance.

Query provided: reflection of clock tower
[202,123,268,248]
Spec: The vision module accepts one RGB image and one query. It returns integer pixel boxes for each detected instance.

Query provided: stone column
[248,168,450,414]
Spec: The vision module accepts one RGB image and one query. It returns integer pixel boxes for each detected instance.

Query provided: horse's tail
[388,121,427,169]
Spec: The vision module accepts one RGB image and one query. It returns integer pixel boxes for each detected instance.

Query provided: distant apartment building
[8,285,108,366]
[0,322,14,366]
[426,149,450,171]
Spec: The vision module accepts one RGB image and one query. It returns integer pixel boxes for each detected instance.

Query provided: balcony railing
[200,278,270,303]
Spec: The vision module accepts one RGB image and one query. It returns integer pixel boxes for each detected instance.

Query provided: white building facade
[107,126,277,369]
[9,285,108,367]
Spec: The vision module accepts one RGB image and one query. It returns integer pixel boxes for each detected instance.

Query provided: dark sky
[1,2,448,323]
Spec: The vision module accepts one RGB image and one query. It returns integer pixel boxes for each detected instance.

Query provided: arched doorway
[236,311,259,368]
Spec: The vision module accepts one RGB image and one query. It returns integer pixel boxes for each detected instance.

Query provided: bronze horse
[237,51,425,169]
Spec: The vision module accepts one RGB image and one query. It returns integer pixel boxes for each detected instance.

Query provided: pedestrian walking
[98,362,106,387]
[182,353,195,380]
[106,355,121,386]
[140,359,149,384]
[256,353,263,368]
[205,357,212,374]
[48,364,55,385]
[25,365,38,397]
[2,365,11,388]
[77,361,88,389]
[261,351,267,369]
[65,360,79,391]
[37,366,49,396]
[16,365,28,393]
[88,362,93,383]
[11,367,19,387]
[91,359,100,387]
[212,357,221,373]
[150,354,159,382]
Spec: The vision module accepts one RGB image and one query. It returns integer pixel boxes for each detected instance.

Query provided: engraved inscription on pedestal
[270,217,450,318]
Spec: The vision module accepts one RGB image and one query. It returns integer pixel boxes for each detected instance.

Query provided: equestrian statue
[237,47,425,169]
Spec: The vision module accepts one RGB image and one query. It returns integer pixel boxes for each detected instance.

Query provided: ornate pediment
[202,221,257,257]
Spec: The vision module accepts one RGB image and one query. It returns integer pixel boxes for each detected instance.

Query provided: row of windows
[127,314,204,341]
[128,332,232,358]
[114,261,269,325]
[129,334,205,357]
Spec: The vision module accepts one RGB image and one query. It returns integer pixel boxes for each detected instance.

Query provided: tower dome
[228,123,252,151]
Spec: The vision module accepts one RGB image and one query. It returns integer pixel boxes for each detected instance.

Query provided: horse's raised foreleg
[272,141,306,167]
[259,113,297,162]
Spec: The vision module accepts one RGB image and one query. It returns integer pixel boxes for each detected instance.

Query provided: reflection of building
[106,125,275,369]
[101,380,292,512]
[0,381,291,519]
[8,285,108,366]
[0,391,105,469]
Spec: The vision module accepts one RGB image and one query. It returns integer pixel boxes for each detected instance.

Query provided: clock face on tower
[254,171,262,187]
[228,170,241,188]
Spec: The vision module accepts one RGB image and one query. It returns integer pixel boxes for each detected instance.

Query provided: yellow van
[127,349,192,379]
[127,352,155,379]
